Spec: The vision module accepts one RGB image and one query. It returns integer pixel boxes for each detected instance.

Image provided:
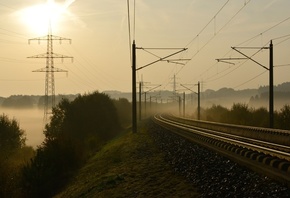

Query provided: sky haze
[0,0,289,97]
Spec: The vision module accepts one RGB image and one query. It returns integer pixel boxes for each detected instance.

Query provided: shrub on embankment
[21,92,122,197]
[0,115,34,197]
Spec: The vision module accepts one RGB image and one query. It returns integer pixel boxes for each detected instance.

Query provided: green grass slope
[55,121,199,197]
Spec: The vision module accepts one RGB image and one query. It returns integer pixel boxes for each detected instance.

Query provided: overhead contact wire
[127,0,132,64]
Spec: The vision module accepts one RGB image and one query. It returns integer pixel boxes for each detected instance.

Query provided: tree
[252,107,268,127]
[22,92,122,197]
[229,103,252,125]
[0,115,32,197]
[113,98,132,128]
[0,114,25,154]
[205,105,229,123]
[44,92,120,147]
[277,105,290,130]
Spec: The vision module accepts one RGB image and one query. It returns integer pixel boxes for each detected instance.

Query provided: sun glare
[18,0,71,35]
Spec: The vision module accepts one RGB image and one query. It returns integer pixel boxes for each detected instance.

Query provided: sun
[17,0,70,35]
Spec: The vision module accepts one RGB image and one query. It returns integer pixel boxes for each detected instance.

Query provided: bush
[21,92,122,197]
[203,103,268,127]
[113,98,132,128]
[203,103,290,129]
[45,92,121,147]
[229,103,252,125]
[0,114,25,152]
[252,107,269,127]
[205,105,229,123]
[276,105,290,130]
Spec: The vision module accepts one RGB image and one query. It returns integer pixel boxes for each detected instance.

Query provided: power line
[61,46,102,84]
[127,0,132,63]
[185,0,231,48]
[272,33,290,41]
[62,63,97,91]
[275,64,290,68]
[204,41,268,84]
[276,36,290,46]
[206,62,243,83]
[0,57,41,64]
[0,2,17,11]
[0,77,66,82]
[233,70,267,89]
[183,2,290,92]
[59,42,126,92]
[206,35,289,85]
[0,28,28,39]
[236,16,290,47]
[190,14,290,86]
[68,45,124,90]
[133,0,136,40]
[217,0,252,34]
[177,0,252,76]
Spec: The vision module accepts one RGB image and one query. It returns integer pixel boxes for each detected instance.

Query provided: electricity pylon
[28,27,73,122]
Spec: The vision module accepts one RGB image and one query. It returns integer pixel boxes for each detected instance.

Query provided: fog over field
[0,108,44,148]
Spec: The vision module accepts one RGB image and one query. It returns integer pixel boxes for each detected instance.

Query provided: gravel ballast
[148,120,290,197]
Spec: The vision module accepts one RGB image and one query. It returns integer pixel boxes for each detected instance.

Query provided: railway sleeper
[263,156,276,165]
[270,159,284,169]
[245,150,254,158]
[168,115,290,146]
[240,149,248,156]
[155,115,290,186]
[249,152,259,160]
[278,162,290,173]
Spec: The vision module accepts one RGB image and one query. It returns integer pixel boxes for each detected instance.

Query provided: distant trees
[2,95,34,108]
[0,94,79,109]
[21,92,122,197]
[204,103,290,130]
[37,94,78,108]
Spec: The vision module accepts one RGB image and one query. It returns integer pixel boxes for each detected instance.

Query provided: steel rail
[165,113,290,146]
[153,114,290,186]
[156,114,290,161]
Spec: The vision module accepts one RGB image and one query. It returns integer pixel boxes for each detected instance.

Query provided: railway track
[153,114,290,187]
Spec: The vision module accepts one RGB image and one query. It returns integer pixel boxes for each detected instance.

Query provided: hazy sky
[0,0,290,97]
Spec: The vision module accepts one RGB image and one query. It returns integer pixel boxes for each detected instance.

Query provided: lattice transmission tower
[28,27,73,122]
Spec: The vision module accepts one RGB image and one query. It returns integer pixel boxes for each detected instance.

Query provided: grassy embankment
[55,121,199,197]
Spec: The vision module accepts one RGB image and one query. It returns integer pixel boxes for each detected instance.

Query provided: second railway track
[153,114,290,187]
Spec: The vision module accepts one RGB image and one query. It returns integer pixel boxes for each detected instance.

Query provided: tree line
[0,95,78,108]
[200,103,290,130]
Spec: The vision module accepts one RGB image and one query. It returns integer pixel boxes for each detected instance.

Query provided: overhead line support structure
[232,42,273,128]
[135,48,187,71]
[180,82,201,120]
[143,84,161,118]
[131,41,187,133]
[132,40,137,133]
[28,34,73,122]
[217,41,274,128]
